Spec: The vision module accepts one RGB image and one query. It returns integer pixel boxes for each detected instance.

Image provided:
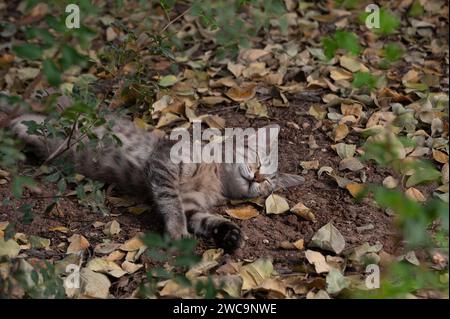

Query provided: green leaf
[384,43,404,63]
[406,167,442,187]
[352,71,379,91]
[12,44,43,60]
[408,0,424,17]
[378,9,400,35]
[43,59,61,87]
[158,75,178,87]
[12,175,36,199]
[59,45,87,70]
[334,30,361,56]
[322,37,339,60]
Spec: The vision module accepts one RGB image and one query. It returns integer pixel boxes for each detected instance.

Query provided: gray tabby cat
[3,107,304,251]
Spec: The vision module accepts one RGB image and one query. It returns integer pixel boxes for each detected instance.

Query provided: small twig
[160,6,191,34]
[42,115,80,165]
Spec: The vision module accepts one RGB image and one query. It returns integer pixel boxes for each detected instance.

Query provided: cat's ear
[276,173,305,189]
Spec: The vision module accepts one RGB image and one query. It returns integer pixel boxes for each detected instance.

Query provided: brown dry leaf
[94,243,121,255]
[330,68,353,81]
[432,149,449,164]
[156,112,183,128]
[87,258,127,278]
[78,268,111,299]
[265,194,290,215]
[245,99,268,118]
[120,234,145,252]
[383,176,399,189]
[309,104,327,120]
[290,202,315,221]
[442,163,449,184]
[48,226,69,233]
[339,157,364,171]
[309,222,346,254]
[103,220,121,236]
[225,83,257,102]
[346,183,366,198]
[305,250,331,274]
[332,124,349,141]
[0,238,21,258]
[105,250,126,262]
[333,143,356,159]
[121,261,143,274]
[66,234,90,255]
[341,103,363,119]
[200,96,231,106]
[339,55,369,73]
[225,205,259,220]
[239,258,274,290]
[227,62,246,77]
[300,160,320,170]
[405,187,426,202]
[239,48,271,62]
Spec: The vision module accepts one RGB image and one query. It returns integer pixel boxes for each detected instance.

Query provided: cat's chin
[212,221,243,252]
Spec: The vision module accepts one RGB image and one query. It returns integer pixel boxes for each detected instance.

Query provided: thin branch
[160,6,191,34]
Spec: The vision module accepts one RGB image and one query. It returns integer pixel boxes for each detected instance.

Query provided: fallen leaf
[339,157,364,171]
[383,176,398,189]
[432,149,449,164]
[305,250,331,273]
[332,124,349,141]
[103,220,121,236]
[245,99,268,118]
[239,258,274,290]
[29,235,50,250]
[225,205,259,220]
[326,268,350,294]
[300,160,320,170]
[94,243,121,255]
[121,261,143,274]
[66,234,90,255]
[79,268,111,298]
[265,194,290,215]
[120,235,145,252]
[309,222,346,254]
[334,143,356,159]
[290,202,315,221]
[87,258,127,278]
[0,238,20,258]
[405,187,426,202]
[346,183,366,198]
[225,83,257,102]
[158,75,178,87]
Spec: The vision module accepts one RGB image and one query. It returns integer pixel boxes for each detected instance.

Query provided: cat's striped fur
[3,108,304,251]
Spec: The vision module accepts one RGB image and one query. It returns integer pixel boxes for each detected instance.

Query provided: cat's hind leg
[187,212,243,252]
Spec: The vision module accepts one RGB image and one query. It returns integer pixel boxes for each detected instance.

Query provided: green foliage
[352,71,379,92]
[140,232,220,298]
[379,42,405,68]
[322,30,361,60]
[0,258,66,299]
[408,0,424,17]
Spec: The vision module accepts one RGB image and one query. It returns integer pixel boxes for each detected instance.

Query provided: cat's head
[221,124,304,198]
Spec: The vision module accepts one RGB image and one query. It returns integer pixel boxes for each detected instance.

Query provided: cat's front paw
[212,221,243,252]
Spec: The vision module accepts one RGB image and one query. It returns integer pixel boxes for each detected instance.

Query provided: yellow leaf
[225,205,259,220]
[433,149,448,164]
[346,183,365,198]
[333,124,349,141]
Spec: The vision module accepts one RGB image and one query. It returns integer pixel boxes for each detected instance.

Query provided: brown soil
[0,98,402,297]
